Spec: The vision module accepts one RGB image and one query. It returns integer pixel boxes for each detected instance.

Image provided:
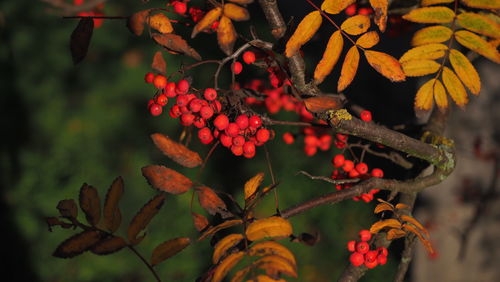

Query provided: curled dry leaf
[212,251,245,282]
[364,50,406,82]
[90,236,127,255]
[356,31,379,49]
[285,11,322,57]
[57,199,78,218]
[127,193,166,245]
[449,49,481,95]
[148,13,174,34]
[441,66,468,107]
[454,30,500,63]
[152,33,202,61]
[456,12,500,39]
[314,30,344,84]
[402,6,455,23]
[192,212,209,232]
[255,255,298,278]
[321,0,356,15]
[337,46,360,92]
[245,216,293,241]
[196,186,231,218]
[217,16,237,56]
[151,237,191,266]
[198,219,243,241]
[411,25,453,46]
[142,165,193,195]
[192,7,222,38]
[212,233,244,264]
[151,51,167,75]
[103,176,124,233]
[79,183,101,226]
[369,0,388,32]
[303,96,344,113]
[53,230,102,258]
[70,18,94,65]
[150,133,202,168]
[244,172,264,200]
[127,9,151,36]
[248,241,297,266]
[340,15,371,35]
[369,218,402,234]
[223,3,250,21]
[401,60,441,77]
[399,43,448,63]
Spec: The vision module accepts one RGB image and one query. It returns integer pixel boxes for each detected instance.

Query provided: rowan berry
[219,133,233,147]
[355,162,369,174]
[347,240,356,252]
[342,160,354,172]
[169,105,182,118]
[377,247,388,257]
[358,7,374,15]
[371,168,384,178]
[365,250,378,263]
[200,106,214,119]
[214,114,229,130]
[232,135,245,147]
[232,61,243,74]
[180,113,195,126]
[235,115,249,129]
[361,193,374,203]
[243,150,256,159]
[188,99,202,112]
[242,51,256,64]
[198,127,213,144]
[193,117,206,129]
[332,154,345,168]
[364,259,378,269]
[231,145,243,156]
[172,1,187,15]
[156,94,168,106]
[145,72,155,83]
[256,128,270,143]
[349,169,360,178]
[377,254,387,265]
[243,141,256,155]
[319,134,332,151]
[359,230,372,242]
[304,145,317,156]
[153,74,167,89]
[336,133,348,142]
[350,252,364,267]
[149,103,162,116]
[360,110,372,122]
[210,20,219,30]
[176,79,190,94]
[147,99,155,109]
[304,135,319,147]
[345,4,357,16]
[204,88,217,101]
[283,132,294,144]
[356,241,370,254]
[180,105,190,114]
[176,95,190,107]
[225,123,240,137]
[248,115,262,129]
[210,100,222,113]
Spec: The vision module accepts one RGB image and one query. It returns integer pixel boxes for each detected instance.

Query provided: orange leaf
[449,49,481,95]
[90,236,127,255]
[337,46,360,92]
[150,133,202,168]
[223,3,250,21]
[374,202,394,214]
[127,9,151,36]
[248,241,297,266]
[370,218,402,234]
[356,31,380,48]
[303,96,344,113]
[191,7,222,38]
[53,230,102,258]
[103,176,124,233]
[142,165,192,194]
[314,31,344,84]
[150,237,190,266]
[402,6,455,23]
[441,66,468,108]
[196,186,231,218]
[395,203,410,210]
[285,11,322,57]
[364,50,406,82]
[386,228,407,240]
[127,194,166,245]
[411,25,453,46]
[245,216,293,241]
[461,0,500,9]
[321,0,356,14]
[341,15,371,35]
[217,16,237,56]
[401,215,430,237]
[402,224,435,255]
[152,33,202,60]
[212,252,245,282]
[433,79,448,111]
[454,30,500,63]
[244,172,265,200]
[212,233,244,264]
[198,219,243,241]
[255,255,298,278]
[369,0,388,32]
[151,51,167,75]
[457,12,500,39]
[414,79,437,112]
[191,212,209,232]
[148,13,174,34]
[401,60,441,77]
[421,0,454,5]
[79,183,101,226]
[399,43,448,63]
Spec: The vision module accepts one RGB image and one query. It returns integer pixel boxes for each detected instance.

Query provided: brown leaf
[151,237,191,266]
[364,50,406,82]
[53,230,102,258]
[127,9,151,36]
[90,236,127,255]
[127,194,166,245]
[57,199,78,218]
[198,219,243,241]
[142,165,193,195]
[103,176,124,233]
[369,218,402,234]
[192,212,210,232]
[374,202,394,214]
[402,224,435,254]
[150,133,202,168]
[304,96,344,113]
[217,16,237,56]
[151,51,167,75]
[401,215,430,237]
[79,183,101,226]
[196,186,232,218]
[152,33,202,61]
[369,0,388,32]
[386,228,406,240]
[46,217,73,231]
[70,18,94,65]
[337,46,360,92]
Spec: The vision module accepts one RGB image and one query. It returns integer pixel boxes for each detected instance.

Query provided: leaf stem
[128,245,161,282]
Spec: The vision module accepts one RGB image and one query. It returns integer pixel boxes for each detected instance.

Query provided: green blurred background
[0,1,404,281]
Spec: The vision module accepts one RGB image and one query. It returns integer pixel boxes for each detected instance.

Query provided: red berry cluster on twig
[347,230,388,268]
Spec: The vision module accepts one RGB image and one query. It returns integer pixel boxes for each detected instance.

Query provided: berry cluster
[331,154,384,202]
[345,4,374,17]
[347,230,388,269]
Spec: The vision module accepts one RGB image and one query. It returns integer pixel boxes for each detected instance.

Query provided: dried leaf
[213,251,245,282]
[399,43,448,63]
[46,217,73,231]
[53,230,102,258]
[127,194,166,245]
[244,172,264,200]
[255,255,298,278]
[321,0,356,14]
[341,15,371,35]
[127,9,151,36]
[411,25,453,46]
[152,33,202,61]
[433,79,448,110]
[337,46,360,92]
[151,51,167,75]
[402,224,435,254]
[248,241,296,266]
[217,16,237,56]
[198,219,243,241]
[192,7,222,38]
[460,0,500,9]
[401,215,430,237]
[196,186,231,218]
[70,18,94,65]
[457,12,500,39]
[454,30,500,63]
[369,0,388,32]
[303,96,343,113]
[151,133,202,168]
[285,11,322,57]
[402,60,441,77]
[79,183,101,226]
[441,66,468,107]
[90,236,127,255]
[421,0,454,5]
[449,49,481,95]
[149,13,174,34]
[414,79,437,111]
[103,176,124,233]
[151,237,190,266]
[223,3,250,21]
[369,218,402,234]
[374,202,394,214]
[402,6,455,23]
[142,165,193,195]
[386,228,407,240]
[57,199,78,218]
[314,30,344,84]
[245,216,293,241]
[364,50,406,82]
[213,233,244,264]
[192,212,210,232]
[356,31,379,48]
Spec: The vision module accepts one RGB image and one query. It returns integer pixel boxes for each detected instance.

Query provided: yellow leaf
[411,25,453,46]
[198,219,243,241]
[364,50,406,82]
[421,0,454,5]
[245,216,293,241]
[149,13,174,34]
[369,218,402,234]
[402,224,435,255]
[374,202,394,214]
[248,241,297,266]
[414,79,437,111]
[223,3,250,21]
[244,172,265,200]
[213,234,245,264]
[356,31,380,48]
[191,7,222,38]
[213,251,245,282]
[400,43,448,63]
[457,12,500,39]
[386,228,407,240]
[321,0,356,14]
[461,0,500,9]
[285,11,322,57]
[314,31,344,84]
[337,46,360,92]
[255,255,298,278]
[341,15,371,35]
[402,6,455,23]
[400,215,430,237]
[441,67,468,107]
[217,16,237,56]
[449,49,481,95]
[369,0,388,32]
[402,60,441,77]
[455,30,500,63]
[433,79,448,110]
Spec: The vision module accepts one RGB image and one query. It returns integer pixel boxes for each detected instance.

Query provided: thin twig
[297,170,360,185]
[128,245,162,282]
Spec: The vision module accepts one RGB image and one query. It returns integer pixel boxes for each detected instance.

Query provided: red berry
[198,127,213,144]
[371,168,384,178]
[377,247,388,257]
[304,135,319,147]
[256,128,270,143]
[232,61,243,74]
[361,193,374,203]
[232,135,245,147]
[377,254,387,265]
[219,133,233,147]
[147,99,155,109]
[283,132,294,144]
[204,88,217,101]
[180,105,190,114]
[243,150,256,159]
[193,117,206,128]
[356,242,370,254]
[332,154,345,168]
[189,99,203,112]
[210,100,222,113]
[349,169,360,178]
[231,145,243,156]
[336,133,348,142]
[149,103,162,116]
[355,162,369,174]
[242,51,256,64]
[165,82,177,97]
[145,72,155,83]
[172,1,187,15]
[345,4,357,16]
[235,115,249,129]
[358,7,374,16]
[347,240,356,252]
[225,123,240,137]
[318,134,332,151]
[359,230,372,242]
[243,141,255,155]
[365,250,378,263]
[248,115,262,129]
[180,113,195,126]
[200,106,214,119]
[169,105,182,118]
[343,160,354,172]
[153,75,167,89]
[360,110,372,122]
[176,79,190,94]
[364,259,378,269]
[349,252,364,267]
[176,95,190,107]
[304,145,317,156]
[156,94,168,106]
[214,114,230,130]
[210,20,219,30]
